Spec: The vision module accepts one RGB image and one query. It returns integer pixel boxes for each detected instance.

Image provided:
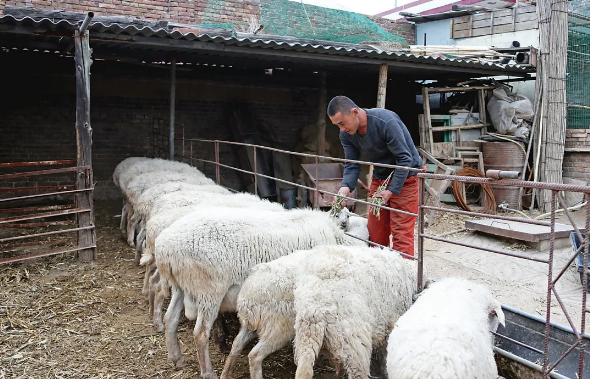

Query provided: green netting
[260,0,407,45]
[567,11,590,129]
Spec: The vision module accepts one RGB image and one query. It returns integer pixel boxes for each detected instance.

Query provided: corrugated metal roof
[0,14,534,75]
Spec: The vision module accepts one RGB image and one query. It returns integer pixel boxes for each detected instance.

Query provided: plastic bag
[488,87,534,136]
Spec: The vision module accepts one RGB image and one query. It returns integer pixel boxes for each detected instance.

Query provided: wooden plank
[452,29,472,39]
[431,123,489,132]
[418,114,428,148]
[422,87,434,155]
[74,29,97,263]
[317,71,328,159]
[515,20,540,31]
[516,6,537,15]
[426,86,493,93]
[452,16,473,25]
[515,12,538,23]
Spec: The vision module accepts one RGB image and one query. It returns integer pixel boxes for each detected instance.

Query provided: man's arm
[339,134,361,193]
[382,116,413,195]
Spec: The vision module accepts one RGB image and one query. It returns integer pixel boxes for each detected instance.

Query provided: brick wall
[0,0,260,28]
[563,129,590,182]
[367,16,415,45]
[1,0,408,44]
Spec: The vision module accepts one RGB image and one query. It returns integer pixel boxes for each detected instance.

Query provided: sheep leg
[220,327,255,379]
[165,286,186,369]
[135,225,146,256]
[127,211,138,248]
[120,202,128,231]
[142,261,156,297]
[372,344,388,379]
[212,314,231,354]
[152,273,167,332]
[294,319,326,379]
[133,215,143,265]
[193,308,220,379]
[248,332,293,379]
[125,206,134,242]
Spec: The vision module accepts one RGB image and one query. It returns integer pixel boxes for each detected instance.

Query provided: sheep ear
[491,300,505,327]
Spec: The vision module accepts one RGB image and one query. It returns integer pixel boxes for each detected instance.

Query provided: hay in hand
[368,171,394,220]
[329,195,346,218]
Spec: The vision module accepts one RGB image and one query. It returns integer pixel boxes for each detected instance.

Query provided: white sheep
[221,250,323,379]
[293,245,419,379]
[118,158,206,192]
[124,172,217,249]
[334,207,369,242]
[386,277,505,379]
[142,193,286,330]
[113,157,150,231]
[155,206,365,376]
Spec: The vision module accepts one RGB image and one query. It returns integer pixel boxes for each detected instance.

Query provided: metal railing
[0,160,96,264]
[162,131,590,378]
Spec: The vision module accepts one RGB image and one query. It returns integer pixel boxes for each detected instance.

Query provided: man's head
[327,96,361,135]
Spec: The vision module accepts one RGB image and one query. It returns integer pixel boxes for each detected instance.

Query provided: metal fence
[167,134,590,378]
[0,160,96,264]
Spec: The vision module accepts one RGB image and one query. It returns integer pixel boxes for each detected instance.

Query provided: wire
[451,167,497,214]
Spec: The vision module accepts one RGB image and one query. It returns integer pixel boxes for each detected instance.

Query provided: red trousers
[367,175,419,258]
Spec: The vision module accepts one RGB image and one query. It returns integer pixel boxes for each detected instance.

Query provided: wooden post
[537,0,568,212]
[169,57,176,161]
[74,13,97,262]
[316,71,327,160]
[368,64,388,187]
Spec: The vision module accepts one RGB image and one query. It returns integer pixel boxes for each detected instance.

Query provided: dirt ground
[1,199,588,378]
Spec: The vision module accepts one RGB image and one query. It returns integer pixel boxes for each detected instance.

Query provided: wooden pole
[537,0,568,212]
[316,71,327,161]
[74,13,97,262]
[368,64,388,187]
[169,57,176,161]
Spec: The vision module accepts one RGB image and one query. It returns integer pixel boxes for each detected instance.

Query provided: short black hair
[327,96,359,117]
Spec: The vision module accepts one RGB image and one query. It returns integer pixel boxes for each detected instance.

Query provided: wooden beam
[74,25,97,263]
[169,57,176,160]
[368,64,389,189]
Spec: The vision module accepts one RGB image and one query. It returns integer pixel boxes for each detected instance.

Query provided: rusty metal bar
[551,287,582,340]
[556,192,585,245]
[0,226,95,243]
[0,188,92,203]
[315,155,319,210]
[1,239,69,250]
[553,242,585,285]
[421,204,552,227]
[344,232,415,260]
[0,165,90,180]
[420,233,549,263]
[185,138,424,173]
[543,191,557,372]
[0,244,96,265]
[208,159,419,217]
[0,221,74,228]
[418,177,425,292]
[419,172,590,194]
[0,207,91,225]
[0,185,76,193]
[215,140,220,185]
[547,340,582,375]
[491,331,544,355]
[79,12,94,33]
[0,204,76,214]
[580,196,590,379]
[253,146,258,197]
[0,160,76,168]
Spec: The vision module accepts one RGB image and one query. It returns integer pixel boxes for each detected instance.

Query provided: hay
[0,201,340,379]
[368,171,394,220]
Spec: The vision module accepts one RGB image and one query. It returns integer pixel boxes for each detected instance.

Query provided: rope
[452,167,497,214]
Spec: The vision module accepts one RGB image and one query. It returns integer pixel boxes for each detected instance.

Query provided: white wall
[416,19,455,45]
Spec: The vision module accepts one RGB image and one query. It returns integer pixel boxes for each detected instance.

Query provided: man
[328,96,422,258]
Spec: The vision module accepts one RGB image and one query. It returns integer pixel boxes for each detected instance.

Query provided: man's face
[329,109,360,135]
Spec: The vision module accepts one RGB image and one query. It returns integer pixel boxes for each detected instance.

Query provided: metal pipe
[543,190,557,371]
[0,188,93,203]
[254,146,258,196]
[491,331,544,355]
[183,138,424,173]
[486,169,521,179]
[345,232,415,260]
[215,140,220,185]
[417,177,425,292]
[421,204,552,227]
[169,57,176,160]
[493,347,570,379]
[79,12,94,33]
[582,196,590,378]
[314,155,319,210]
[420,233,549,263]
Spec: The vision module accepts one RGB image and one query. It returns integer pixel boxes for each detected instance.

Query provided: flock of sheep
[113,156,506,379]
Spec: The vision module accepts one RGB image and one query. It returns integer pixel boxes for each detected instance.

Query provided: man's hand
[337,187,351,198]
[375,189,393,203]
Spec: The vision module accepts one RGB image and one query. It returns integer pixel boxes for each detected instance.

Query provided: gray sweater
[340,108,422,195]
